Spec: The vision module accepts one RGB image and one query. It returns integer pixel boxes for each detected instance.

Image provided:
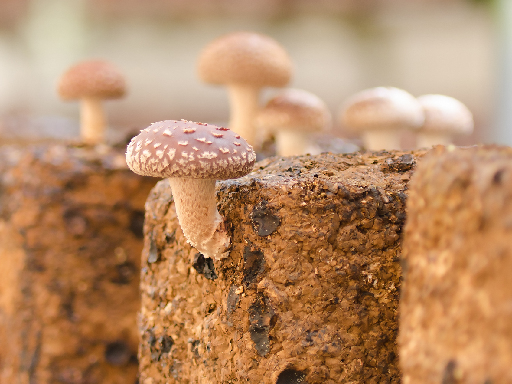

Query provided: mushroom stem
[227,84,260,147]
[362,129,402,151]
[168,177,230,260]
[80,97,106,144]
[275,129,310,156]
[416,132,451,148]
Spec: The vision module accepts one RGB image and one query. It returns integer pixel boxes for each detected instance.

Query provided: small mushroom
[256,89,332,156]
[341,87,424,151]
[58,60,126,145]
[126,120,256,260]
[197,31,293,147]
[415,94,474,148]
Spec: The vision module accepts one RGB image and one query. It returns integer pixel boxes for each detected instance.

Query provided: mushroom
[255,88,332,156]
[58,60,126,145]
[415,94,474,148]
[125,119,256,260]
[341,87,424,151]
[197,31,293,147]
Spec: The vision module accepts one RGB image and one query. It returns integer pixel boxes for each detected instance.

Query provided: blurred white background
[0,0,503,146]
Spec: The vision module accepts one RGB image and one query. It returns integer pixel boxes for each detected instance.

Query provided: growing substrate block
[0,144,156,384]
[399,145,512,384]
[138,150,425,384]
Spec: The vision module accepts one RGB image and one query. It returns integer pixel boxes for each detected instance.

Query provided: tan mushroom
[416,94,474,148]
[126,119,256,260]
[341,87,424,151]
[256,89,332,156]
[197,31,293,147]
[58,60,126,145]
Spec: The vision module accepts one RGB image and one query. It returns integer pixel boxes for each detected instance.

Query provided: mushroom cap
[417,94,474,135]
[58,60,126,100]
[126,120,256,180]
[197,31,292,88]
[256,88,332,133]
[341,87,424,132]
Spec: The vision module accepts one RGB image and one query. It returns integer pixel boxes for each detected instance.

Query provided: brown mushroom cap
[58,60,126,100]
[126,120,256,179]
[417,94,474,135]
[197,31,292,87]
[342,87,424,132]
[257,89,331,132]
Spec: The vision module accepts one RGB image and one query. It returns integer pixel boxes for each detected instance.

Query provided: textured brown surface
[139,150,425,383]
[399,145,512,384]
[0,144,156,384]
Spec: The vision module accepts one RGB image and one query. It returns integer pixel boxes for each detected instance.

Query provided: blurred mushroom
[256,89,331,156]
[58,60,126,145]
[415,94,474,148]
[341,87,424,151]
[126,119,256,260]
[197,31,293,147]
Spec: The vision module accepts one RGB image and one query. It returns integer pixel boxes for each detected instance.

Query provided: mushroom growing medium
[415,94,474,148]
[256,88,332,156]
[126,119,256,260]
[58,60,126,145]
[197,31,293,147]
[341,87,424,151]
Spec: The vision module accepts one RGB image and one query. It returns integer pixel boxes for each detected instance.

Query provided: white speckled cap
[197,31,292,87]
[342,87,424,132]
[417,94,474,135]
[126,120,256,179]
[256,88,331,132]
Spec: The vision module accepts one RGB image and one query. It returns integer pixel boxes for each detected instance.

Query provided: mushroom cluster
[340,87,475,150]
[341,87,424,151]
[126,119,256,260]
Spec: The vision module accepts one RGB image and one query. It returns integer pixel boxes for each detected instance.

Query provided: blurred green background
[0,0,508,146]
